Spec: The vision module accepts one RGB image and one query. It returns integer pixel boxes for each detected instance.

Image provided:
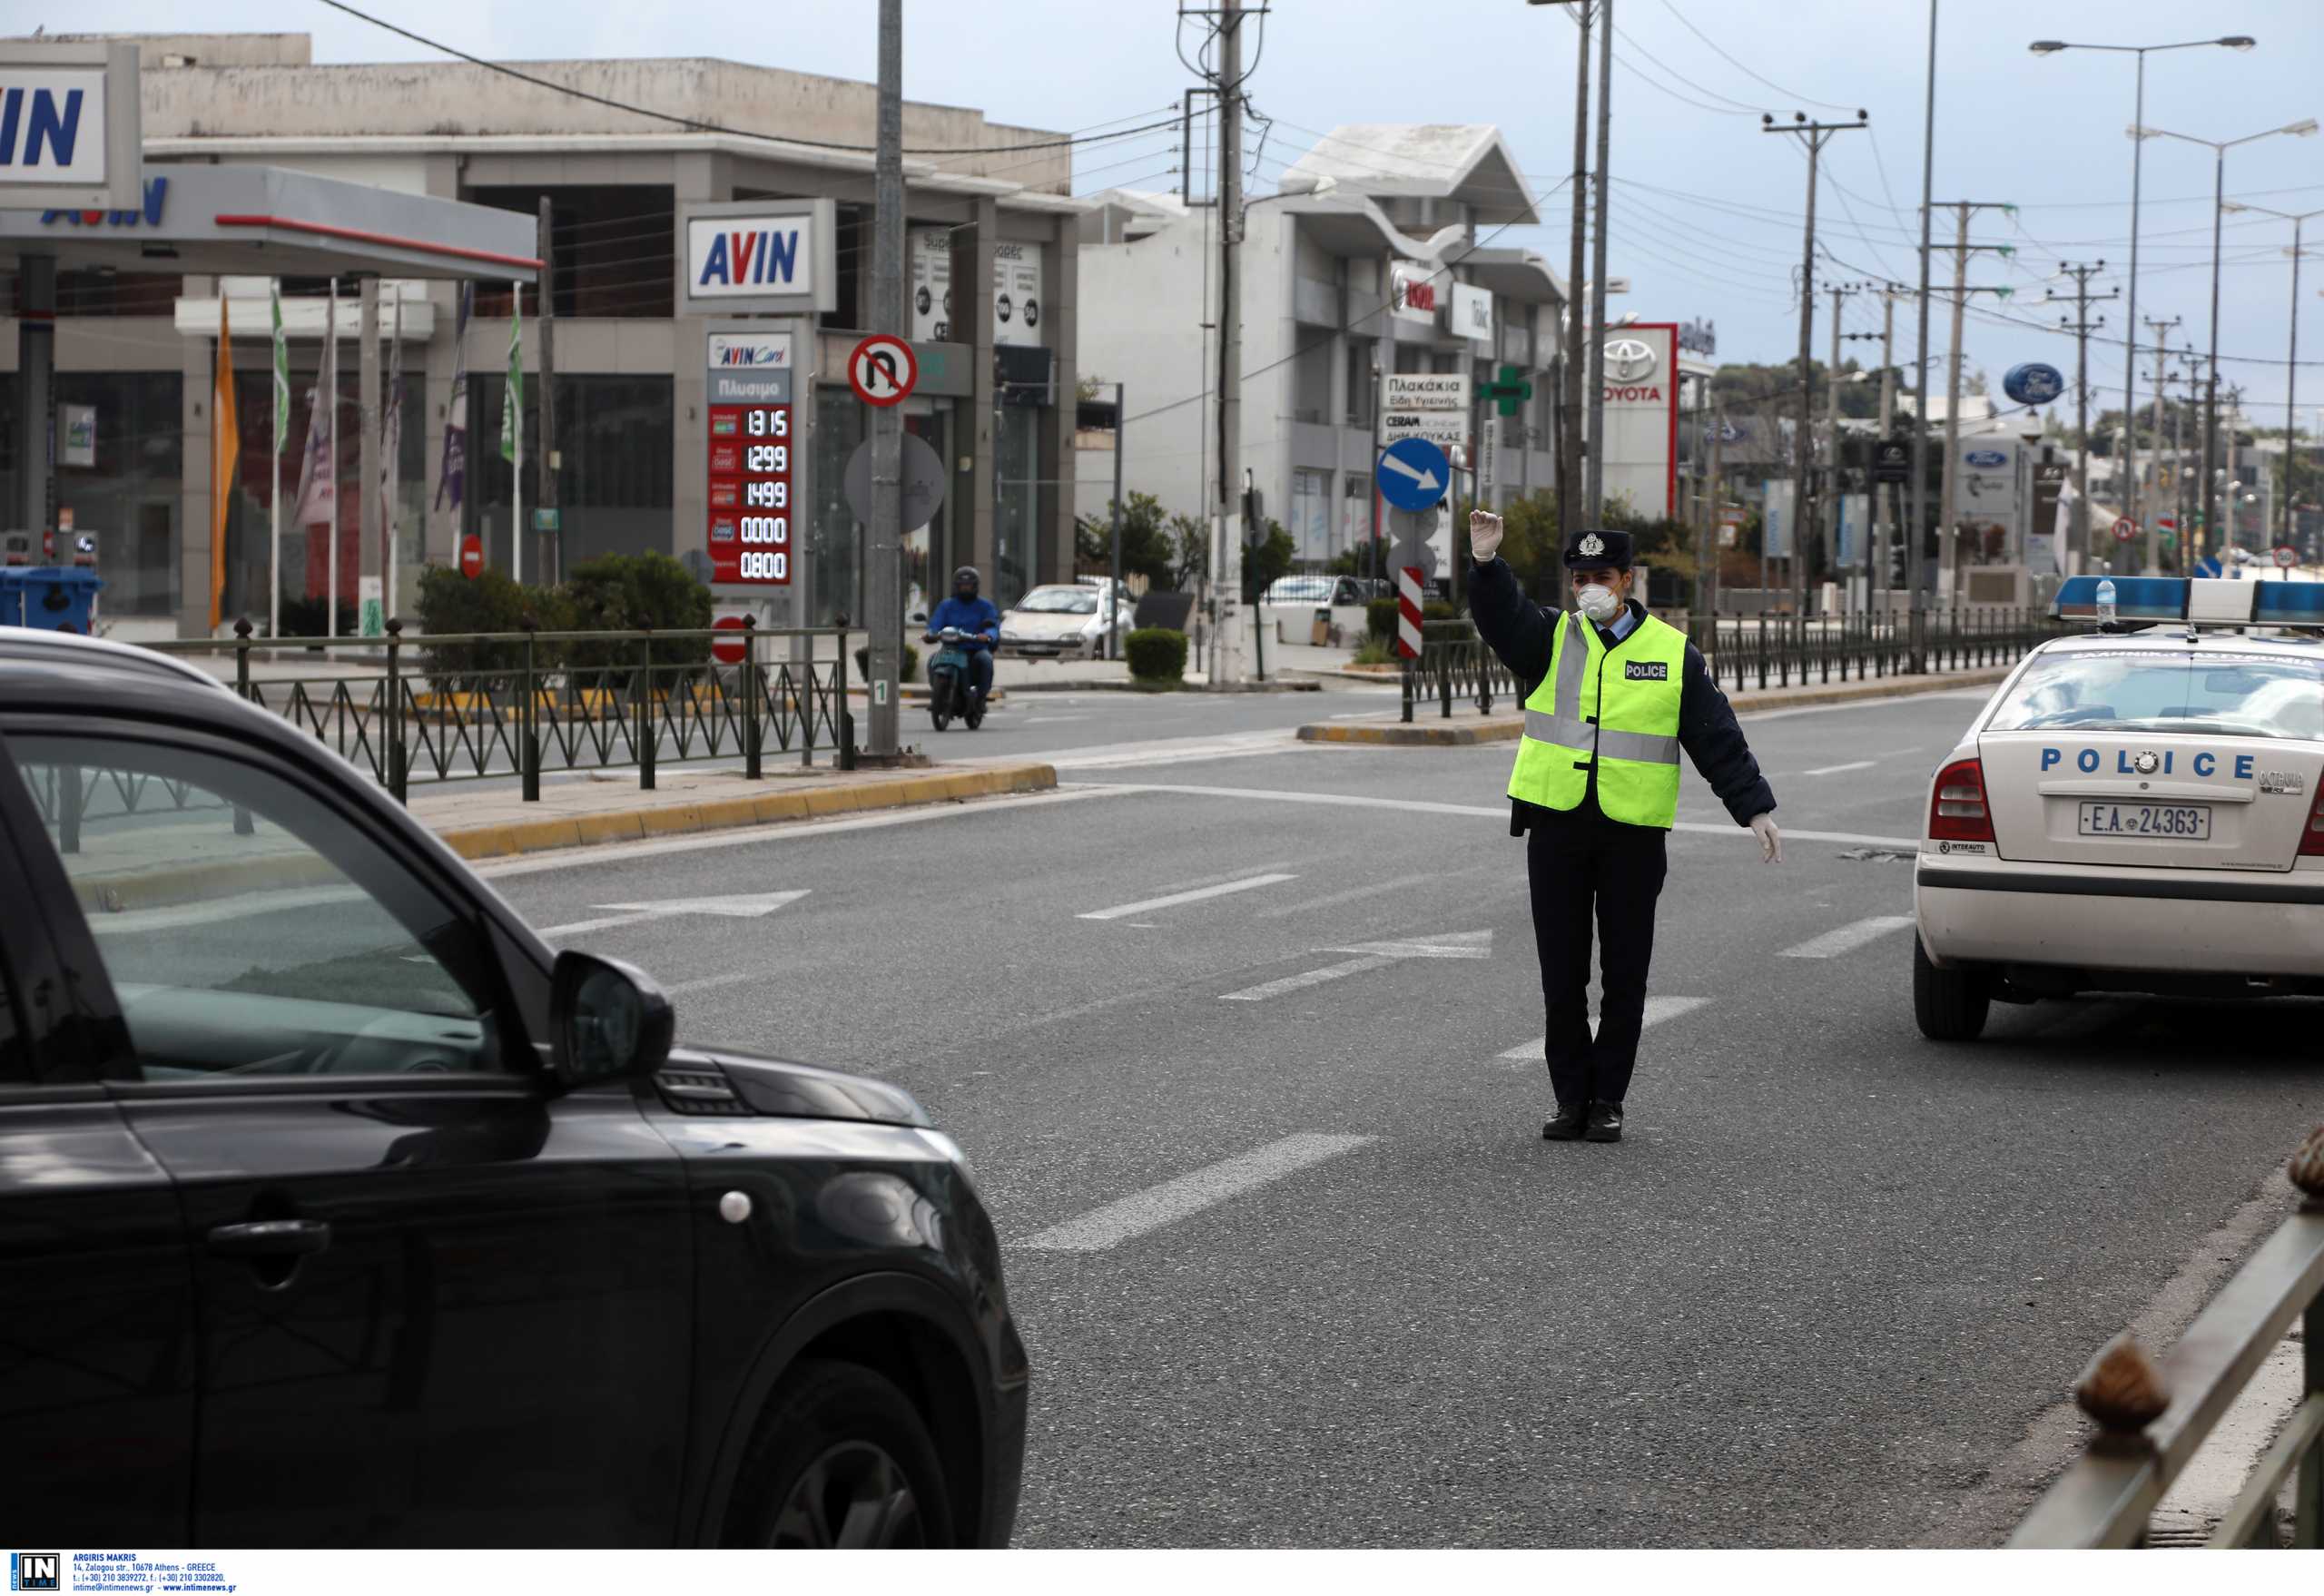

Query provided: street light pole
[2030,36,2259,570]
[2219,202,2324,552]
[2135,119,2321,566]
[1911,0,1937,664]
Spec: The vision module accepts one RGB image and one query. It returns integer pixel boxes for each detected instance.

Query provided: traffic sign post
[2274,545,2298,570]
[2112,517,2138,545]
[848,333,917,407]
[458,535,484,579]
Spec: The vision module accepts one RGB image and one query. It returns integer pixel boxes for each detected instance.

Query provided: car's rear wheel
[1914,933,1990,1041]
[724,1359,954,1549]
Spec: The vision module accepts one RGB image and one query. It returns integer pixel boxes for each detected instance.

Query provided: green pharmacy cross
[1482,364,1533,419]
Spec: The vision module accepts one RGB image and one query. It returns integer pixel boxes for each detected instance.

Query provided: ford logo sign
[1965,448,2008,468]
[2004,361,2067,406]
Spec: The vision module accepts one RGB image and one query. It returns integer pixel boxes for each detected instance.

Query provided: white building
[1077,125,1566,568]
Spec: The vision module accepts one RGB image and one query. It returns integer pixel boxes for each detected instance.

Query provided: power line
[1656,0,1860,113]
[313,0,1180,160]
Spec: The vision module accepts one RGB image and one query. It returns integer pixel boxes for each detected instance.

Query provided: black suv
[0,635,1026,1548]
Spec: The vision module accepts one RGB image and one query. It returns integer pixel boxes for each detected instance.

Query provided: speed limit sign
[2112,517,2138,544]
[2274,545,2298,569]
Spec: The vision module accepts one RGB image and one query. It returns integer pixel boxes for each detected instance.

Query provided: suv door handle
[207,1218,333,1256]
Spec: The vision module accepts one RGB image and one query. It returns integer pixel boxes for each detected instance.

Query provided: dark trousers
[967,647,993,700]
[1526,805,1669,1108]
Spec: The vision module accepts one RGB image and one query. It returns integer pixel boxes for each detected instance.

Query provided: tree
[1169,512,1209,590]
[1075,491,1178,587]
[1242,517,1296,603]
[1711,359,1880,420]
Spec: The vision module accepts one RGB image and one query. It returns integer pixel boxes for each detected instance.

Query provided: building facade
[1076,125,1565,571]
[1,33,1086,635]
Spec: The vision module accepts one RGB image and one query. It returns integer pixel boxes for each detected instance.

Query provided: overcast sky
[54,0,2324,432]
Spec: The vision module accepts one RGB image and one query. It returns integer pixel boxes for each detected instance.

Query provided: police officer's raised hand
[1469,509,1504,564]
[1749,813,1784,864]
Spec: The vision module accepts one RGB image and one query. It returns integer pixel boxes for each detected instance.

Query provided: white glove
[1749,813,1784,864]
[1469,509,1504,564]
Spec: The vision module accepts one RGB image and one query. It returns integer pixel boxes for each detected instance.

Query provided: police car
[1914,576,2324,1039]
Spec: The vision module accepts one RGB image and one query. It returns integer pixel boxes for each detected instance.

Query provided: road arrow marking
[1381,452,1442,493]
[537,891,811,940]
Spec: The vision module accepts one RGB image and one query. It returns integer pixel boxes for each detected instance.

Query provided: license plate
[2077,802,2211,840]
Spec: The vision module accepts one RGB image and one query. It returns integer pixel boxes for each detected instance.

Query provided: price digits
[744,443,789,473]
[744,408,789,438]
[738,551,788,580]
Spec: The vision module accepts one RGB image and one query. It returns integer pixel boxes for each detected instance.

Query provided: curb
[1295,668,2014,746]
[433,763,1059,862]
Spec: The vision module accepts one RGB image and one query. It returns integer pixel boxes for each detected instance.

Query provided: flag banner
[499,286,523,463]
[292,386,331,526]
[437,281,471,514]
[270,281,290,454]
[381,295,404,562]
[209,300,241,631]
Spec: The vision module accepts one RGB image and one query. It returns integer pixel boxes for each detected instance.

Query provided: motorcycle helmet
[952,566,981,599]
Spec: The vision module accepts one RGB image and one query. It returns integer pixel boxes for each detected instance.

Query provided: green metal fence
[146,621,852,803]
[1402,606,2071,724]
[2012,1127,2324,1549]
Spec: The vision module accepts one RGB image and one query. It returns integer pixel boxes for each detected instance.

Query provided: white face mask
[1577,582,1624,624]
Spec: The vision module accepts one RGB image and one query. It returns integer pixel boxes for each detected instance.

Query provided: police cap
[1562,528,1634,571]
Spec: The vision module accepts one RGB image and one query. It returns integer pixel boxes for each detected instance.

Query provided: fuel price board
[707,403,792,585]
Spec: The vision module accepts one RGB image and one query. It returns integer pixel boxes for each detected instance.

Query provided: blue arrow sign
[1377,437,1452,511]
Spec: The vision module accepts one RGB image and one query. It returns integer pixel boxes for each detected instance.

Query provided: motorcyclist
[924,566,1000,706]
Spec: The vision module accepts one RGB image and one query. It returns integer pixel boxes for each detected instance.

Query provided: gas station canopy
[2,163,538,283]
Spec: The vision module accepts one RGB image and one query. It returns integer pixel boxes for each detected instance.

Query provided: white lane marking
[665,970,758,997]
[1799,760,1877,776]
[1219,953,1397,1001]
[1254,872,1437,920]
[1778,915,1915,960]
[979,729,1300,772]
[537,891,810,940]
[1095,783,1920,849]
[473,786,1128,881]
[1078,872,1298,921]
[1019,1133,1375,1252]
[1024,714,1090,724]
[1499,995,1709,1060]
[1327,929,1493,960]
[1738,688,1990,723]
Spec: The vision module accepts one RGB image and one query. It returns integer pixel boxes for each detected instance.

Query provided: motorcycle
[925,626,988,732]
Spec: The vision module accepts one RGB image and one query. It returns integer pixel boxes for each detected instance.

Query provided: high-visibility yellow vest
[1507,609,1686,827]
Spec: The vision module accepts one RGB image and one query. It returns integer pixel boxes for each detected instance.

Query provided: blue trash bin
[0,566,105,634]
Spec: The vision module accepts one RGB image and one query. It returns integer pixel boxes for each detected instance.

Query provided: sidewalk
[415,761,1058,862]
[1296,665,2014,745]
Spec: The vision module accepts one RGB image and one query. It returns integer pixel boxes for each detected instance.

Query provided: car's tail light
[1929,757,1994,843]
[2301,785,2324,857]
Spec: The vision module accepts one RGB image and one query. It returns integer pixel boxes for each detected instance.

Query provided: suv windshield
[1987,648,2324,741]
[1264,577,1333,604]
[1016,587,1098,614]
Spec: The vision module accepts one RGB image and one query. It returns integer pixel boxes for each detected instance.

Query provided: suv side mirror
[549,950,675,1086]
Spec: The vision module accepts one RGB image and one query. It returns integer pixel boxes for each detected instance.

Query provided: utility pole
[537,197,559,584]
[2142,314,2181,569]
[1928,200,2016,601]
[1826,280,1866,585]
[1108,380,1125,661]
[1909,0,1936,664]
[863,0,905,759]
[1583,0,1615,524]
[1703,399,1725,615]
[2044,261,2116,574]
[1559,0,1592,546]
[359,277,380,635]
[1210,0,1249,687]
[1845,288,1902,605]
[1762,111,1867,624]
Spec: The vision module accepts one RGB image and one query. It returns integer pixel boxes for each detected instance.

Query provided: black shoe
[1584,1100,1623,1143]
[1542,1105,1588,1141]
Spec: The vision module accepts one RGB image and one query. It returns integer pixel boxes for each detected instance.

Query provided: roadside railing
[1399,606,2069,724]
[145,620,852,804]
[2011,1127,2324,1549]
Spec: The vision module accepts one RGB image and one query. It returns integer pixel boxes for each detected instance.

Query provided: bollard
[1401,652,1414,724]
[521,616,541,803]
[384,617,408,804]
[637,631,657,791]
[834,627,852,771]
[1439,645,1454,720]
[233,616,253,700]
[743,615,763,782]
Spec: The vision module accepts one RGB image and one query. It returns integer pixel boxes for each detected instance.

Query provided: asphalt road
[479,688,2323,1547]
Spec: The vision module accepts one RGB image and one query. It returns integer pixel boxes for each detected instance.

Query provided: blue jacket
[926,595,999,650]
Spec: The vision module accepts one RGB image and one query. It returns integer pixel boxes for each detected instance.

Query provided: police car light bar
[2052,576,2324,629]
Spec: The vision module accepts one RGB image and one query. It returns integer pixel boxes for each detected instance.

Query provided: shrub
[413,566,573,685]
[853,642,921,684]
[1124,626,1187,683]
[564,551,712,673]
[272,596,330,639]
[1366,596,1399,642]
[1352,637,1399,666]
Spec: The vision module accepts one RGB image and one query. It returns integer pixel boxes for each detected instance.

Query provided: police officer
[1466,512,1781,1144]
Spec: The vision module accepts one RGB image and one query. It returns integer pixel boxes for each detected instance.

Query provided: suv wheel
[724,1359,954,1549]
[1913,934,1990,1042]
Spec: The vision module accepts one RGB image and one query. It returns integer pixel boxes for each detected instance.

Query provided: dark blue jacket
[1466,556,1777,832]
[926,595,1000,650]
